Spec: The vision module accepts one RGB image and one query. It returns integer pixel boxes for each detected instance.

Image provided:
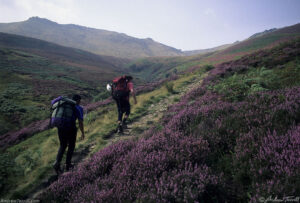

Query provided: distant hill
[0,32,129,70]
[128,23,300,82]
[183,42,237,56]
[0,17,183,59]
[182,25,297,57]
[249,28,277,39]
[220,23,300,55]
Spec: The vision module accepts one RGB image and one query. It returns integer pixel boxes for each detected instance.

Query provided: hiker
[111,75,137,133]
[51,94,85,174]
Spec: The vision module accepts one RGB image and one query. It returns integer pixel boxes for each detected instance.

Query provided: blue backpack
[50,96,76,128]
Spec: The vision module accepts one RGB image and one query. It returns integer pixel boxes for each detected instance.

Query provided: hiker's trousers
[115,98,130,121]
[56,126,77,167]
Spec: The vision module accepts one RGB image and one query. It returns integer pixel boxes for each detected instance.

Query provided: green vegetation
[164,82,175,94]
[38,39,300,202]
[0,47,120,134]
[228,34,284,54]
[127,58,180,81]
[0,66,207,199]
[1,22,300,200]
[127,56,207,82]
[1,104,114,198]
[211,58,300,101]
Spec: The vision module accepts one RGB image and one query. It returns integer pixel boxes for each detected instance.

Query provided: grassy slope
[1,24,300,199]
[203,23,300,63]
[0,20,300,135]
[40,38,300,202]
[2,37,299,200]
[0,67,208,199]
[127,23,300,82]
[0,32,129,70]
[0,33,130,135]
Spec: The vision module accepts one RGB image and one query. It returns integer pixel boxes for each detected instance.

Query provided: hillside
[218,23,300,55]
[1,17,298,61]
[183,42,236,56]
[0,32,130,135]
[0,20,299,201]
[0,33,299,202]
[0,17,183,59]
[0,32,130,70]
[127,23,300,82]
[41,38,300,202]
[249,28,277,39]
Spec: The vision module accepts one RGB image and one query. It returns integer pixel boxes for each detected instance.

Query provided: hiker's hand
[80,133,85,140]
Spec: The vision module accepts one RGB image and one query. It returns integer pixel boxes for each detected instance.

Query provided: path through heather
[30,73,205,199]
[104,74,206,148]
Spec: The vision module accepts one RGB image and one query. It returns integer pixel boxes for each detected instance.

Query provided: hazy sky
[0,0,300,50]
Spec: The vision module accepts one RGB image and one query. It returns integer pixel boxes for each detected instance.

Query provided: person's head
[126,75,133,82]
[72,94,81,104]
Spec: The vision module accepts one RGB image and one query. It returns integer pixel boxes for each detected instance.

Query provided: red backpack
[112,76,130,99]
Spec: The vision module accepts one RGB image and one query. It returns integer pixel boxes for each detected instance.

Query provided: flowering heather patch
[0,119,49,150]
[163,87,300,200]
[148,164,222,202]
[202,38,300,88]
[239,124,300,202]
[43,129,224,202]
[43,85,300,202]
[42,40,300,202]
[43,139,136,202]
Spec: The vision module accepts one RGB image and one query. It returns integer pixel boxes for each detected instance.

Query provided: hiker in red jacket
[111,75,137,133]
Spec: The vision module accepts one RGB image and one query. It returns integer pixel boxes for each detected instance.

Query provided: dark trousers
[115,98,130,121]
[56,127,77,166]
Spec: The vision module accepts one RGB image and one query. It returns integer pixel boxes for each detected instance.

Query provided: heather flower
[41,39,300,202]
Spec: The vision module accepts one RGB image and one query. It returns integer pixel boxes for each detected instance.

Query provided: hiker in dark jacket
[112,76,137,133]
[53,94,85,174]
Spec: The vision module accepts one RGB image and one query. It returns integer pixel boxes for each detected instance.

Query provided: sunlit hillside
[127,23,300,82]
[0,17,183,59]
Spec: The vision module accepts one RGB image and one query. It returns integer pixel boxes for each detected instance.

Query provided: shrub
[204,64,214,71]
[165,82,175,94]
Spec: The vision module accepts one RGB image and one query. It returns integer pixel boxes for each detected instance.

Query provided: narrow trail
[30,74,205,199]
[106,74,205,145]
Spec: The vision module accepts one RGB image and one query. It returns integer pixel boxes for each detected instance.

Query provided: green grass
[2,33,299,200]
[0,48,118,135]
[0,57,210,199]
[1,107,111,198]
[0,70,50,133]
[210,58,300,101]
[0,76,174,198]
[227,33,299,54]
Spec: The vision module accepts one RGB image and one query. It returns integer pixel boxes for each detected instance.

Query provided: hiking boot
[117,124,123,134]
[53,162,63,175]
[122,121,127,129]
[66,163,74,172]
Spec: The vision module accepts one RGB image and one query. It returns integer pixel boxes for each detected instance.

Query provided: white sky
[0,0,300,50]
